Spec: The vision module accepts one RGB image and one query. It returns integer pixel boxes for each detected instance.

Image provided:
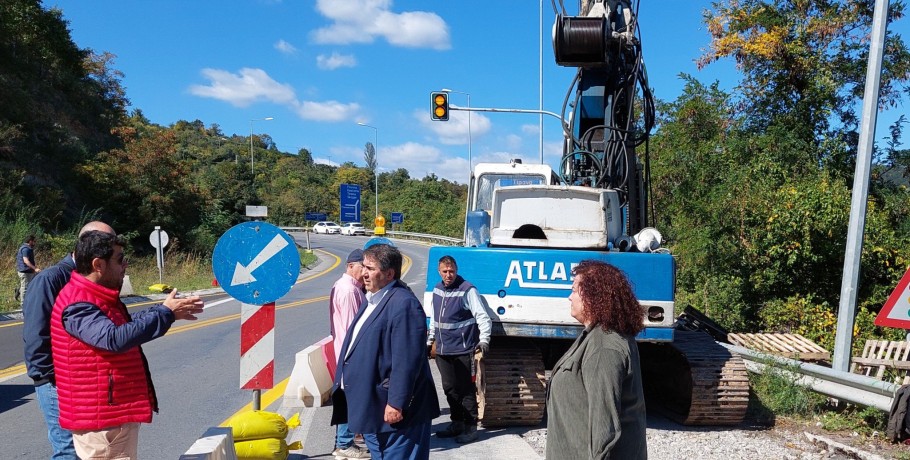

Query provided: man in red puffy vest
[50,230,204,459]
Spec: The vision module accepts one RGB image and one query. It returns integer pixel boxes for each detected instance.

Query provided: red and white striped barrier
[240,302,275,390]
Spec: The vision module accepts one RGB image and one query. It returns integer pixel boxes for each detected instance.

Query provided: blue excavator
[424,0,750,426]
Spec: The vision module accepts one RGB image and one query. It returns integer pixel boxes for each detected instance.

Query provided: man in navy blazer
[331,243,440,459]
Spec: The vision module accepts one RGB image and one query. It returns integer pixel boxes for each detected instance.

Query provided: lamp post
[357,122,379,218]
[249,117,274,179]
[441,88,472,172]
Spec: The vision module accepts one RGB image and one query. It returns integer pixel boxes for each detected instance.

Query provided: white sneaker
[333,444,371,459]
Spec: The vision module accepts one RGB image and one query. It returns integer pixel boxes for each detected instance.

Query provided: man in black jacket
[22,221,115,459]
[426,255,491,443]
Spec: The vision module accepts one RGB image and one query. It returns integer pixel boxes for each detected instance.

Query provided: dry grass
[125,250,215,295]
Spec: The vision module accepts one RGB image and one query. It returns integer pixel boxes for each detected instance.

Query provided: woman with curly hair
[545,260,647,459]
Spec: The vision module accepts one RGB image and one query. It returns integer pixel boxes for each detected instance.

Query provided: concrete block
[120,275,134,296]
[284,335,334,407]
[179,426,238,460]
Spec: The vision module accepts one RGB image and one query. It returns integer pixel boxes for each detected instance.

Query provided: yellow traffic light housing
[431,92,449,121]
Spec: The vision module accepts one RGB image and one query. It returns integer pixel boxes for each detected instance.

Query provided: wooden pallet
[476,345,547,426]
[727,333,830,362]
[850,340,910,385]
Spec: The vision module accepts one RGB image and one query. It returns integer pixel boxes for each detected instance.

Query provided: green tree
[80,127,201,251]
[700,0,910,143]
[0,0,127,226]
[364,142,377,175]
[297,148,314,166]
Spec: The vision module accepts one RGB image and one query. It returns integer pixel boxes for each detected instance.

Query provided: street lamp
[249,117,274,178]
[441,88,472,172]
[357,122,379,219]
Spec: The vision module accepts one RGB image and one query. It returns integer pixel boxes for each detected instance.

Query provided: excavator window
[474,174,545,212]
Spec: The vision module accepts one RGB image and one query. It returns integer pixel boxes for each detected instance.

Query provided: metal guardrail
[280,227,463,246]
[383,230,462,246]
[721,342,899,412]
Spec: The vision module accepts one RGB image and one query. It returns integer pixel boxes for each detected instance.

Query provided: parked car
[313,221,342,234]
[341,223,366,236]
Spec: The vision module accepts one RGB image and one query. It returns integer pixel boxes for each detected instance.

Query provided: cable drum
[553,15,607,67]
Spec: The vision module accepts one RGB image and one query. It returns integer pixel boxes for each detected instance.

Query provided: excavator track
[476,343,547,426]
[640,330,750,425]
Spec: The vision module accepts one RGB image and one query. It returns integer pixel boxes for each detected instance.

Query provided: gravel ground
[517,414,904,459]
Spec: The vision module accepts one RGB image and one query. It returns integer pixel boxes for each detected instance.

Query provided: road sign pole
[157,230,163,283]
[240,302,275,407]
[213,222,299,410]
[149,226,170,284]
[833,0,889,371]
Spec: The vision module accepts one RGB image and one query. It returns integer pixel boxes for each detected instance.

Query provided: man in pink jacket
[329,249,368,459]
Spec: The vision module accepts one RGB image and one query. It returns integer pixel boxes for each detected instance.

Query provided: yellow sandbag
[226,410,300,441]
[233,438,302,460]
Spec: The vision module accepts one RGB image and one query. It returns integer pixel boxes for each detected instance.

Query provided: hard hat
[364,237,394,249]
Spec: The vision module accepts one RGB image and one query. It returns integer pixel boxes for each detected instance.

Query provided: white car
[340,223,366,236]
[313,221,342,234]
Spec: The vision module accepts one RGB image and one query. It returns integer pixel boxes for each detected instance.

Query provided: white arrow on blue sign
[212,222,300,305]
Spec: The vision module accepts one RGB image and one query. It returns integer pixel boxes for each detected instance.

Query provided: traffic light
[431,92,449,121]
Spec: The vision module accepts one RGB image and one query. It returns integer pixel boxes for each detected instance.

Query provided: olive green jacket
[545,325,647,459]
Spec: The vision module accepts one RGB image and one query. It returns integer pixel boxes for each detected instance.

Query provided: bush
[749,363,825,417]
[818,404,887,435]
[758,295,836,349]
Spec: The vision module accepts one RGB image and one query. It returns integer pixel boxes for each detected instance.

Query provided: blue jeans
[35,382,77,459]
[336,422,355,448]
[363,422,431,460]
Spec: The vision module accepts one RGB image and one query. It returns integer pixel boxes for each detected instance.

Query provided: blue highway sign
[212,222,300,305]
[391,212,404,224]
[305,212,327,221]
[340,184,361,223]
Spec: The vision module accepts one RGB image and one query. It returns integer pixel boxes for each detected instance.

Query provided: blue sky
[48,0,909,184]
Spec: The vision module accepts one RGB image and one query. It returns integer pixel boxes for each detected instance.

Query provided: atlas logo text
[504,260,577,289]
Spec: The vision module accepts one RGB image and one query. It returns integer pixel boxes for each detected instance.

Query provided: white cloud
[314,157,339,167]
[415,109,491,146]
[316,141,468,182]
[190,68,362,123]
[544,139,565,164]
[312,0,450,50]
[294,100,361,122]
[316,52,357,70]
[474,140,561,169]
[274,39,298,55]
[521,123,540,135]
[382,142,470,183]
[504,134,522,151]
[189,68,297,107]
[478,151,522,164]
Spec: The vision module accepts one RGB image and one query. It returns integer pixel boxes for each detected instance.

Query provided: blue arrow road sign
[212,222,300,305]
[340,184,361,223]
[391,212,404,224]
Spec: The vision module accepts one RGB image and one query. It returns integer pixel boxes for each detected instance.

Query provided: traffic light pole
[448,105,565,126]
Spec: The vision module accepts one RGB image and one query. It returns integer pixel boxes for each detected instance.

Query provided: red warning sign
[875,268,910,329]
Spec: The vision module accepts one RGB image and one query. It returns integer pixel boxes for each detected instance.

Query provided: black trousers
[435,352,478,424]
